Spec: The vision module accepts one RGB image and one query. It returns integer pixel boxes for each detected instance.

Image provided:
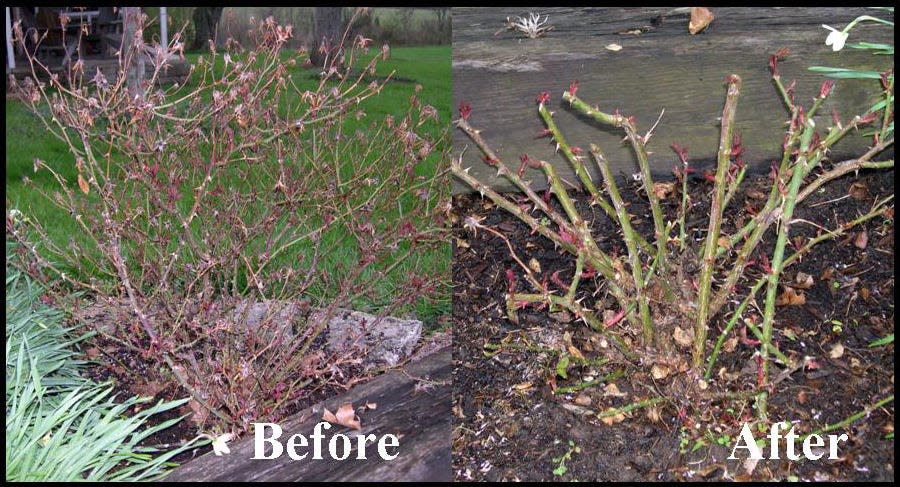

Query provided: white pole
[159,7,168,49]
[6,7,15,71]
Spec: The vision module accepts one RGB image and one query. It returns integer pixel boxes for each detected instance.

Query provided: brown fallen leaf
[653,181,676,200]
[452,402,465,419]
[793,271,814,289]
[567,344,585,361]
[723,336,738,353]
[574,393,592,406]
[717,236,731,250]
[512,382,533,392]
[189,399,210,425]
[77,174,90,195]
[673,326,694,348]
[848,181,869,200]
[854,228,868,249]
[600,408,627,425]
[528,257,542,274]
[651,363,671,380]
[776,287,806,306]
[322,402,361,430]
[829,342,845,359]
[455,237,470,249]
[132,380,166,398]
[746,189,767,200]
[604,383,627,397]
[689,7,714,35]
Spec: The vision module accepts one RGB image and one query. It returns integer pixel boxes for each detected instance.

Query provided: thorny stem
[163,353,232,425]
[800,394,894,441]
[678,165,690,250]
[694,75,741,369]
[705,181,885,381]
[758,118,818,420]
[772,75,794,112]
[591,144,653,344]
[704,276,767,379]
[563,92,669,278]
[537,101,620,224]
[708,112,880,318]
[554,368,625,395]
[455,118,583,243]
[452,156,578,255]
[597,396,667,419]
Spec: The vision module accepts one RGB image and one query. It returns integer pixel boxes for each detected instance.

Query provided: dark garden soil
[451,167,894,481]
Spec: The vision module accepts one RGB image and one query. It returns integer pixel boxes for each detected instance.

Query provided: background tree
[122,7,144,99]
[310,7,344,67]
[192,7,224,50]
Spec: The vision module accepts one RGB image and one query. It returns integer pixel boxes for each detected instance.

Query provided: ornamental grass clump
[7,10,449,435]
[452,52,893,421]
[6,242,200,481]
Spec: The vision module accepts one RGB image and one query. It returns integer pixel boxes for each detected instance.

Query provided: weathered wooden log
[165,346,451,482]
[452,7,894,193]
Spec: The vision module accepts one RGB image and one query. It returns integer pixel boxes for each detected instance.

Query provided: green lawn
[5,45,451,326]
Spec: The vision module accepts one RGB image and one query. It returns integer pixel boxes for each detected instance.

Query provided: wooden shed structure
[5,6,187,84]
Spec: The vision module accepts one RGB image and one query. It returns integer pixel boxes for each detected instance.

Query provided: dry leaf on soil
[604,383,627,397]
[574,393,592,406]
[776,287,806,306]
[854,228,868,249]
[849,181,869,200]
[512,382,533,392]
[723,336,738,353]
[673,326,694,348]
[829,342,845,359]
[600,408,627,425]
[322,402,362,430]
[653,181,676,200]
[189,399,210,425]
[793,272,814,289]
[567,344,585,361]
[651,363,671,380]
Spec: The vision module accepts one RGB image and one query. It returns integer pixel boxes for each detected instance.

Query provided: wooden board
[452,7,893,193]
[166,346,451,482]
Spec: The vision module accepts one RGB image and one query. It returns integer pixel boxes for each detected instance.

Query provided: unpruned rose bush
[7,12,449,433]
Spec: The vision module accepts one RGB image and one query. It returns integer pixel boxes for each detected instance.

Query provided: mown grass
[5,45,451,327]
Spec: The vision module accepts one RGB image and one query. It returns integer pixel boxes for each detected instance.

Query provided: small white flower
[822,24,848,52]
[211,433,234,456]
